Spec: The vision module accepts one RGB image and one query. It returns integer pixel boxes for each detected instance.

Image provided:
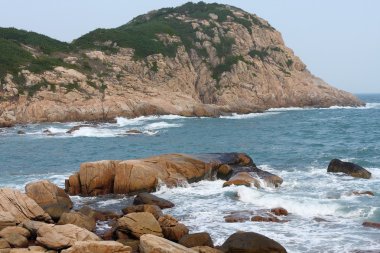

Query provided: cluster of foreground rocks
[0,153,377,253]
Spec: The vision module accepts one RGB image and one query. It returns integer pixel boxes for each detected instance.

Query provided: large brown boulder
[158,215,189,242]
[327,159,371,179]
[0,212,17,231]
[192,246,223,253]
[25,180,73,219]
[1,233,28,248]
[78,206,121,221]
[0,188,52,223]
[36,224,100,250]
[61,241,131,253]
[219,232,287,253]
[223,172,260,188]
[133,193,174,209]
[122,205,163,219]
[0,227,30,239]
[65,153,282,196]
[139,234,197,253]
[179,232,214,248]
[0,238,10,250]
[116,212,163,239]
[57,212,96,232]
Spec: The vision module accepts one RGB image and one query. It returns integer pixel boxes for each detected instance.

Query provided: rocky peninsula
[0,2,363,127]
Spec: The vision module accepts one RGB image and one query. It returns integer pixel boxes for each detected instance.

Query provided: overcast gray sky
[1,0,379,93]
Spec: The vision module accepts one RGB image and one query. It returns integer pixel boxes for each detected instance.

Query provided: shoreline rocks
[65,153,283,196]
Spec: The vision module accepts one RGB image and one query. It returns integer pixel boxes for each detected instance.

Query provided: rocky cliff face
[0,2,363,126]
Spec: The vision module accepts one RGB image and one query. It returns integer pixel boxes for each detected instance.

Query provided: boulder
[0,212,17,231]
[158,215,189,242]
[139,234,197,253]
[217,165,232,180]
[36,224,100,250]
[251,216,281,223]
[78,206,120,221]
[25,180,73,212]
[1,233,28,248]
[57,212,96,232]
[179,232,214,248]
[0,227,30,239]
[133,193,174,209]
[65,153,282,196]
[61,241,131,253]
[192,246,223,253]
[0,188,52,223]
[223,172,260,188]
[17,131,25,135]
[223,211,253,223]
[0,238,10,249]
[219,232,287,253]
[43,203,71,221]
[21,220,46,238]
[362,221,380,229]
[117,239,139,252]
[327,159,371,179]
[116,212,163,239]
[122,205,163,219]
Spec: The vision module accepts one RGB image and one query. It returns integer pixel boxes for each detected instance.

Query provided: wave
[268,102,380,112]
[71,127,120,138]
[144,122,182,130]
[220,112,280,119]
[116,114,191,127]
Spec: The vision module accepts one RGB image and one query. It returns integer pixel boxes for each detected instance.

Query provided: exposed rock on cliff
[0,2,363,125]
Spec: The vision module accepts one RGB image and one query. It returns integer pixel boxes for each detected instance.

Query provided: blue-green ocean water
[0,94,379,252]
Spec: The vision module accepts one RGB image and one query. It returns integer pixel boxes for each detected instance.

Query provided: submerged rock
[327,159,371,179]
[65,153,283,196]
[219,232,287,253]
[362,221,380,229]
[126,129,143,135]
[223,172,260,188]
[352,191,374,196]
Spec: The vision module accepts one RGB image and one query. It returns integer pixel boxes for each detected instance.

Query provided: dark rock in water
[363,221,380,229]
[327,159,371,179]
[219,231,287,253]
[224,211,252,223]
[251,215,282,223]
[122,204,163,219]
[17,130,25,134]
[313,217,330,222]
[42,129,52,135]
[352,191,374,196]
[126,129,143,135]
[179,232,214,248]
[133,193,174,209]
[270,207,288,216]
[66,124,89,134]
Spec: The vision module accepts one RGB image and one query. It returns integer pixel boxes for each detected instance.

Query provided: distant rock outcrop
[0,2,363,125]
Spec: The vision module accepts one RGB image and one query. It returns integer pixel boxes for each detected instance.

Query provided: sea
[0,94,379,252]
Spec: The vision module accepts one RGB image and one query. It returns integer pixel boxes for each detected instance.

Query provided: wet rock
[66,125,88,134]
[36,224,100,250]
[25,180,73,220]
[223,172,260,188]
[179,232,214,248]
[122,205,163,219]
[42,129,52,135]
[270,208,288,216]
[327,159,371,179]
[116,212,163,239]
[17,131,25,135]
[133,193,174,209]
[57,212,96,232]
[61,241,132,253]
[126,130,143,135]
[251,215,282,223]
[158,215,189,242]
[217,165,232,180]
[224,211,252,223]
[219,232,287,253]
[0,227,30,239]
[0,212,17,231]
[0,188,52,223]
[139,234,197,253]
[362,221,380,229]
[352,191,374,196]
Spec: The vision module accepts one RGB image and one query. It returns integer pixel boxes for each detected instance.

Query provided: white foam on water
[97,199,124,207]
[116,116,150,127]
[46,127,68,134]
[220,112,280,119]
[267,107,312,112]
[144,122,182,130]
[71,127,119,137]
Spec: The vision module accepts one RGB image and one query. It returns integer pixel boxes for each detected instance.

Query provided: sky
[1,0,379,93]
